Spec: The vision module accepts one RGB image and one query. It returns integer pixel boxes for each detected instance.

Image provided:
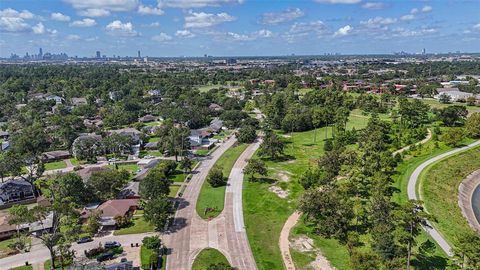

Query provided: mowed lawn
[244,115,368,269]
[196,143,248,219]
[114,215,154,235]
[419,145,480,246]
[192,248,230,270]
[44,160,67,170]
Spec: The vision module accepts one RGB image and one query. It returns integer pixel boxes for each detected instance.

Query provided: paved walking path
[165,137,259,270]
[407,139,480,256]
[278,129,433,269]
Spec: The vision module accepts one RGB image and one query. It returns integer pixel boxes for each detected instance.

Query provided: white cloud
[78,9,111,17]
[334,25,353,37]
[254,29,273,38]
[51,12,70,21]
[159,0,243,8]
[70,18,97,27]
[0,17,30,32]
[175,29,195,38]
[361,2,385,10]
[32,22,57,35]
[0,8,35,19]
[392,27,437,37]
[360,17,397,28]
[289,21,327,34]
[260,8,304,25]
[471,23,480,31]
[147,22,160,27]
[66,34,81,40]
[184,11,235,28]
[400,14,415,21]
[152,32,172,42]
[64,0,139,11]
[32,22,45,34]
[105,20,138,36]
[138,5,164,15]
[410,8,419,14]
[422,5,432,13]
[85,36,98,42]
[314,0,361,4]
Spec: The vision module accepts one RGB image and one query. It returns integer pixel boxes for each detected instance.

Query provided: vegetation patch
[192,248,230,270]
[114,215,155,235]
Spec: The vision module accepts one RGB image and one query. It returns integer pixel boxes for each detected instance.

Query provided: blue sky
[0,0,479,57]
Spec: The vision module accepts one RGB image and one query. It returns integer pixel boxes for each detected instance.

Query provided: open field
[191,248,230,270]
[408,98,480,114]
[419,145,480,246]
[196,143,248,219]
[244,114,368,269]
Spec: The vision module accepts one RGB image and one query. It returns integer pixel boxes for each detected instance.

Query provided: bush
[114,215,132,229]
[85,247,106,258]
[142,236,162,250]
[207,165,226,187]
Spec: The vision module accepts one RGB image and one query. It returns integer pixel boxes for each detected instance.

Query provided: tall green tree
[258,130,285,160]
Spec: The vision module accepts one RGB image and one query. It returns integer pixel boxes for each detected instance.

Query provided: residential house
[41,150,71,163]
[0,210,16,240]
[0,210,54,240]
[208,103,223,112]
[108,128,142,144]
[81,199,139,229]
[209,118,224,133]
[105,261,133,270]
[138,114,157,123]
[71,97,88,106]
[76,166,109,182]
[0,180,35,206]
[45,95,64,104]
[143,141,158,150]
[118,182,140,199]
[83,117,104,128]
[189,129,215,150]
[0,130,9,140]
[1,141,9,151]
[148,89,161,96]
[435,88,473,102]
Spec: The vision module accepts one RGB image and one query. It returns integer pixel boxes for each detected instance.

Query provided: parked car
[76,237,93,244]
[104,241,121,249]
[96,252,114,262]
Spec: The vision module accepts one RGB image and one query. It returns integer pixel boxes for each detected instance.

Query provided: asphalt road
[407,139,480,256]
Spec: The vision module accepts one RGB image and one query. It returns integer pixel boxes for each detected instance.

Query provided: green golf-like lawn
[196,143,248,219]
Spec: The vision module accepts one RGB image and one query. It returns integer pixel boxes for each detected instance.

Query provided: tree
[179,157,193,174]
[393,200,434,269]
[436,105,468,127]
[155,120,190,161]
[87,169,129,201]
[465,112,480,138]
[453,233,480,270]
[143,196,174,231]
[71,136,102,162]
[441,128,465,147]
[142,236,162,250]
[207,165,226,187]
[237,125,256,143]
[439,93,451,104]
[258,130,285,160]
[466,96,476,106]
[101,134,132,158]
[243,159,267,181]
[139,164,172,200]
[9,178,80,270]
[84,211,101,237]
[54,173,90,205]
[324,139,333,152]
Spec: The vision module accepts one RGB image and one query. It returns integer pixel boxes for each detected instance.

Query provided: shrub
[207,165,226,187]
[142,236,162,250]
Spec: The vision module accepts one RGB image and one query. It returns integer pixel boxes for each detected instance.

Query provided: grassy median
[419,145,480,246]
[192,248,230,270]
[196,143,248,219]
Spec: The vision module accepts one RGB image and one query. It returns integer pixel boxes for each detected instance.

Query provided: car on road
[104,241,121,249]
[96,252,114,262]
[76,237,93,244]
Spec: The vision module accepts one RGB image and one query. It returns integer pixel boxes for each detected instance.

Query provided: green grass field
[169,185,180,198]
[44,160,67,170]
[410,98,480,114]
[114,215,154,235]
[192,248,230,270]
[244,115,368,269]
[9,266,32,270]
[140,245,156,270]
[108,163,139,175]
[419,145,480,246]
[196,143,248,219]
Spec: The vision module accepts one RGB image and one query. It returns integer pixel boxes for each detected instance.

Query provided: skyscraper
[96,51,101,58]
[138,50,141,58]
[39,48,43,58]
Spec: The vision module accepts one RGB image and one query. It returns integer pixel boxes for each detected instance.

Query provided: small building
[45,95,64,104]
[81,199,139,229]
[208,103,223,112]
[0,130,9,140]
[76,166,109,182]
[209,118,224,133]
[108,128,142,144]
[83,118,104,128]
[105,260,133,270]
[71,97,88,106]
[143,141,158,150]
[148,89,161,96]
[0,180,35,206]
[42,150,71,162]
[0,210,17,240]
[118,182,140,199]
[138,115,157,123]
[434,88,473,102]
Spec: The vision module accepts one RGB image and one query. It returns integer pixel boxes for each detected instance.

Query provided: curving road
[407,139,480,256]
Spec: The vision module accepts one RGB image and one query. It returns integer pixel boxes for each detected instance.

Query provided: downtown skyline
[0,0,479,58]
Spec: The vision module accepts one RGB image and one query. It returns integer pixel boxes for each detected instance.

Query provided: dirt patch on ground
[269,186,289,198]
[290,235,336,270]
[276,171,291,182]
